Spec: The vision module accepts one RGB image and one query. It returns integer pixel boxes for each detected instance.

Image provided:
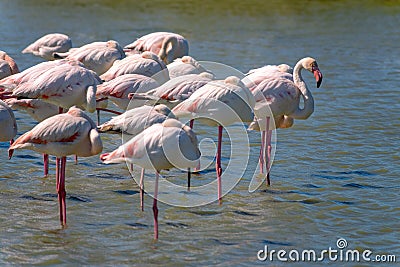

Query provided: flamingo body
[22,33,72,60]
[0,51,19,79]
[0,99,17,142]
[54,40,125,75]
[100,52,169,83]
[96,74,159,110]
[167,56,212,79]
[124,32,189,64]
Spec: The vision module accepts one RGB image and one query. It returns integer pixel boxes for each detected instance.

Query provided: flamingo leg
[187,168,191,192]
[265,117,271,186]
[259,130,266,174]
[140,168,145,212]
[74,155,78,165]
[8,139,14,159]
[56,157,67,226]
[43,154,49,176]
[152,172,159,239]
[189,119,201,172]
[96,107,122,115]
[97,110,101,126]
[216,125,223,204]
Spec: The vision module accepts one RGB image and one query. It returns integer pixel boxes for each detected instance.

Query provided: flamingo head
[303,57,323,88]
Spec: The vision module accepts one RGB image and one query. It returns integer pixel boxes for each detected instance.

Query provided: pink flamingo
[0,51,19,79]
[247,57,323,185]
[22,33,72,61]
[54,40,125,75]
[129,73,213,108]
[243,63,293,90]
[172,76,255,203]
[100,52,169,83]
[124,32,189,64]
[0,99,17,158]
[100,118,200,239]
[98,104,176,210]
[4,98,59,122]
[96,73,160,111]
[167,56,213,79]
[9,106,103,226]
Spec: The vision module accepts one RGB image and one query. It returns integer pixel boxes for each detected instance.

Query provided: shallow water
[1,0,399,266]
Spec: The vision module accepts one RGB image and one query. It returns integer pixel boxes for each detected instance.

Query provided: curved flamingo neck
[159,36,177,64]
[291,59,314,119]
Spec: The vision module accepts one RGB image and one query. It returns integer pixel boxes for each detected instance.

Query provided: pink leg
[57,157,67,226]
[43,154,49,176]
[140,168,145,212]
[259,131,265,174]
[190,119,201,172]
[216,125,223,205]
[265,117,271,186]
[152,172,159,239]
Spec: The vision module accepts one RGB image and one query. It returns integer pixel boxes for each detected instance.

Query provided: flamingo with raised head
[167,56,213,79]
[129,72,213,108]
[22,33,72,61]
[0,99,17,158]
[172,76,255,203]
[53,40,125,75]
[0,51,19,79]
[100,118,200,239]
[9,106,103,226]
[247,57,323,185]
[124,32,189,64]
[100,52,169,84]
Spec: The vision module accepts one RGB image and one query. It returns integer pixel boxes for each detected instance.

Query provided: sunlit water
[0,1,399,266]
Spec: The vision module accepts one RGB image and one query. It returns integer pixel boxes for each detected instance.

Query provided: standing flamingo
[0,100,17,158]
[100,52,169,83]
[96,74,160,111]
[9,59,101,113]
[247,57,323,185]
[53,40,125,75]
[100,118,200,239]
[9,106,103,226]
[22,33,72,61]
[243,64,293,90]
[167,56,213,79]
[124,32,189,64]
[129,73,213,108]
[0,51,19,79]
[98,104,176,210]
[172,76,255,203]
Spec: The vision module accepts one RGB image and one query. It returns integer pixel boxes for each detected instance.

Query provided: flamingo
[172,76,255,203]
[243,63,293,90]
[167,56,213,79]
[9,59,101,113]
[124,32,189,64]
[100,52,169,84]
[53,40,125,75]
[247,57,323,185]
[129,73,214,108]
[0,100,17,158]
[4,98,59,122]
[0,51,19,79]
[22,33,72,61]
[96,74,160,112]
[98,104,176,210]
[9,106,103,226]
[100,118,200,239]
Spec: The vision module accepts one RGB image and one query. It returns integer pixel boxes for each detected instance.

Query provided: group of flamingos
[0,32,323,239]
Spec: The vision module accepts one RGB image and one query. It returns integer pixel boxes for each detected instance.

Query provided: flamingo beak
[312,67,323,88]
